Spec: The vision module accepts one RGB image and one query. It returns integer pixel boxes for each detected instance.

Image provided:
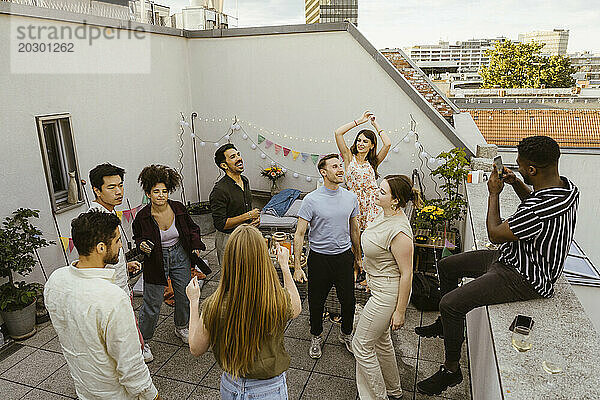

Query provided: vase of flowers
[261,166,285,196]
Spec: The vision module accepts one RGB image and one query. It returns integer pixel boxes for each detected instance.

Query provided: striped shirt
[498,177,579,298]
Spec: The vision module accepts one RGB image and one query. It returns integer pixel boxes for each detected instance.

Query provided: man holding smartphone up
[415,136,579,396]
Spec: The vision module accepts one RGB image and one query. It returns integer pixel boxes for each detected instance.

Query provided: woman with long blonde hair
[186,224,301,399]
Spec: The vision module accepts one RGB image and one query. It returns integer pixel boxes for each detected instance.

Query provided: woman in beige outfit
[352,175,421,400]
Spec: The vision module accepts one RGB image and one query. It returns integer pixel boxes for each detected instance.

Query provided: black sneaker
[415,316,444,338]
[417,365,463,396]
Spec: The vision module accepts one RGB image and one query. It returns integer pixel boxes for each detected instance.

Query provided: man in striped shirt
[416,136,579,396]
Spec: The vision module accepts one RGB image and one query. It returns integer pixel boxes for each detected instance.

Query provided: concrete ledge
[465,182,600,399]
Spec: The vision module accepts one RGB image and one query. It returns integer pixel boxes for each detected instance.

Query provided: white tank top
[160,218,179,247]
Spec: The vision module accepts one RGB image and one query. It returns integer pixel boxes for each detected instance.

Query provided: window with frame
[36,114,84,213]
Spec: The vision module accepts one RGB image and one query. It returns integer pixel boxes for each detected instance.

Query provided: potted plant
[429,147,469,248]
[0,209,53,339]
[261,166,285,196]
[186,201,215,236]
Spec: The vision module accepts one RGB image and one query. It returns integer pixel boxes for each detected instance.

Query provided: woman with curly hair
[186,224,301,399]
[133,164,205,363]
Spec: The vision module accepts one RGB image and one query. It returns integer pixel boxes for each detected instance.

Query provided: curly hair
[138,164,181,194]
[518,136,560,167]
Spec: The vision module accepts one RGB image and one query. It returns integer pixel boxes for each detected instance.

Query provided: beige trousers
[352,275,403,400]
[215,230,231,267]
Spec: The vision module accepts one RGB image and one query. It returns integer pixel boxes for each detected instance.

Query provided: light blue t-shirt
[297,186,359,255]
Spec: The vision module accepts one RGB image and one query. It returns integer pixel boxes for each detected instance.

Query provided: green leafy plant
[0,209,53,312]
[429,148,469,228]
[479,40,575,88]
[186,201,211,215]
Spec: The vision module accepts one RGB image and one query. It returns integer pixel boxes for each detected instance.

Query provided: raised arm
[502,167,532,201]
[370,116,391,165]
[186,277,211,357]
[487,165,519,243]
[335,111,373,164]
[389,232,414,330]
[276,244,302,318]
[293,218,309,282]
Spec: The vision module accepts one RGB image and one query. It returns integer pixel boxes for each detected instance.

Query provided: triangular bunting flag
[311,154,319,164]
[116,211,123,220]
[283,147,290,156]
[265,140,273,149]
[60,237,69,252]
[301,153,309,162]
[258,134,265,144]
[274,144,282,154]
[292,151,300,160]
[444,238,456,250]
[68,238,75,253]
[123,210,131,222]
[132,205,141,218]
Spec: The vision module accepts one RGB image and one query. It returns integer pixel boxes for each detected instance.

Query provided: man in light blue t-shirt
[293,154,362,359]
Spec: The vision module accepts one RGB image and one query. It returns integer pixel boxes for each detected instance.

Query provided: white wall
[0,14,464,289]
[187,31,458,200]
[0,14,195,282]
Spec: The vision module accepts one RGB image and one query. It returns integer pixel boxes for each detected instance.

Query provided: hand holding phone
[493,156,504,179]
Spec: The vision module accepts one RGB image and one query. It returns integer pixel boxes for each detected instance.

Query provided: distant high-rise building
[518,29,569,56]
[305,0,358,26]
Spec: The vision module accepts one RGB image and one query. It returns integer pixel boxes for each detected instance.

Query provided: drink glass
[511,326,532,352]
[542,351,564,388]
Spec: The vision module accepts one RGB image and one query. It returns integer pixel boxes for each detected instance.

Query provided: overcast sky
[166,0,599,53]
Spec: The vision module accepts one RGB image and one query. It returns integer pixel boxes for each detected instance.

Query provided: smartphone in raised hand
[493,156,504,179]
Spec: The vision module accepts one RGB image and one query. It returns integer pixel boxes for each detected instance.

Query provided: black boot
[415,316,444,338]
[417,365,463,396]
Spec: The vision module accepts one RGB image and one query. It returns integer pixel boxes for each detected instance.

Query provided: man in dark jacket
[209,144,260,266]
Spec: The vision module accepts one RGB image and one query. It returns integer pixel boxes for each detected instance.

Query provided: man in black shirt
[209,144,260,266]
[415,136,579,396]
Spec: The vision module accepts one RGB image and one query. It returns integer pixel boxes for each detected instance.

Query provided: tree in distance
[479,40,575,88]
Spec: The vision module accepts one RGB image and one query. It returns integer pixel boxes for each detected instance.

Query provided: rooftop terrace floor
[0,232,472,400]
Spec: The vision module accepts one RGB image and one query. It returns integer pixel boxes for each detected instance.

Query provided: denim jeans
[139,241,192,340]
[220,371,288,400]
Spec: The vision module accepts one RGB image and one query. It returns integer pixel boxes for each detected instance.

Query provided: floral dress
[345,156,381,231]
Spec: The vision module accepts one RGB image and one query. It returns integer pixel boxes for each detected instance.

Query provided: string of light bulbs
[179,115,447,183]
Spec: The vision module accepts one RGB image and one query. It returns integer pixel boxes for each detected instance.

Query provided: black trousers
[308,249,355,336]
[438,250,542,362]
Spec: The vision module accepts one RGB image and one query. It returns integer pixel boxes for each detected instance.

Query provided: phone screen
[509,314,534,331]
[493,156,504,178]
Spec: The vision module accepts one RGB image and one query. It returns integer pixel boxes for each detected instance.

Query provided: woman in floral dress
[335,111,391,286]
[335,111,392,231]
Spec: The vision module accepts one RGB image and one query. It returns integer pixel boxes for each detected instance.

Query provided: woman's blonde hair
[202,224,288,377]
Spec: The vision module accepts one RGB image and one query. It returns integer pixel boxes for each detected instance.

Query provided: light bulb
[242,134,248,140]
[293,173,299,178]
[306,177,312,182]
[403,137,410,143]
[393,147,400,153]
[261,153,266,159]
[200,141,206,147]
[414,141,421,149]
[251,144,257,150]
[214,142,220,147]
[319,178,324,183]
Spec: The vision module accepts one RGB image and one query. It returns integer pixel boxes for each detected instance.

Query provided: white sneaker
[142,343,153,363]
[338,331,354,354]
[309,335,323,359]
[175,327,189,344]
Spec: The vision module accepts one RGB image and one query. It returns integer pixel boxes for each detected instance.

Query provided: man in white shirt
[88,163,141,294]
[44,210,160,400]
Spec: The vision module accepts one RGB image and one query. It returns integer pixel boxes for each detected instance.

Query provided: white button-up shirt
[88,201,130,295]
[44,264,158,400]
